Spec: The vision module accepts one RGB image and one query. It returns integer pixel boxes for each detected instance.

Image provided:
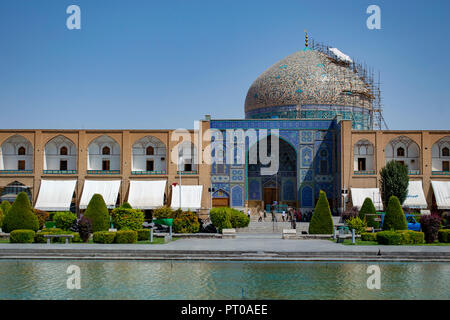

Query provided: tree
[2,192,39,232]
[120,202,132,209]
[309,190,334,234]
[358,197,378,228]
[0,200,11,216]
[382,196,407,231]
[83,194,110,232]
[380,160,409,208]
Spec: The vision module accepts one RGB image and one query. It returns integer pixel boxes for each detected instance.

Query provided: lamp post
[178,156,183,210]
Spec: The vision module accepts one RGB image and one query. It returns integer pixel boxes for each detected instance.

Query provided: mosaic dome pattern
[244,48,372,115]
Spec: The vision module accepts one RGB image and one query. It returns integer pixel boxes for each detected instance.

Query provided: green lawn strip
[0,236,179,244]
[334,239,450,246]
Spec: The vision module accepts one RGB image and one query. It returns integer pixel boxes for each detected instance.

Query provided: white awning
[431,181,450,210]
[128,180,166,209]
[80,180,121,209]
[350,188,383,211]
[35,179,77,211]
[403,180,427,209]
[171,185,203,211]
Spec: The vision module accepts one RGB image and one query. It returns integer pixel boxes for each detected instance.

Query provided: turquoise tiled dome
[244,48,373,128]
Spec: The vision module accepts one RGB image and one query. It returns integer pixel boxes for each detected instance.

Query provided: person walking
[258,210,263,222]
[247,208,251,220]
[281,210,286,222]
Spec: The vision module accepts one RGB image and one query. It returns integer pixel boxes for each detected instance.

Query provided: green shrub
[358,197,379,228]
[230,209,250,228]
[397,230,424,244]
[438,229,450,243]
[93,231,116,244]
[309,190,334,234]
[83,194,110,232]
[53,211,77,230]
[0,208,3,229]
[361,232,377,242]
[0,200,11,217]
[376,231,402,245]
[210,207,232,232]
[382,196,407,231]
[137,229,150,241]
[111,207,144,231]
[173,211,200,233]
[10,229,35,243]
[33,209,49,230]
[120,202,132,209]
[153,206,173,219]
[115,230,137,244]
[346,217,367,235]
[2,192,39,232]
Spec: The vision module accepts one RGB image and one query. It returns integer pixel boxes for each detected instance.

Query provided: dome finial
[304,29,308,48]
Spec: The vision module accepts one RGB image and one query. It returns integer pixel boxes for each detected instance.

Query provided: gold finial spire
[304,29,308,48]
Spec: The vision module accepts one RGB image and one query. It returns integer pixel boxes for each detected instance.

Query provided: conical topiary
[382,195,407,231]
[83,193,110,232]
[2,192,39,232]
[308,190,334,234]
[120,202,132,209]
[358,197,378,228]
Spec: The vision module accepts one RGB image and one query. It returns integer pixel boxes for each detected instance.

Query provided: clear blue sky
[0,0,449,130]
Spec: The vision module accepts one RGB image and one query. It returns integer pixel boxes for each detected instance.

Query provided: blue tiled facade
[210,119,339,211]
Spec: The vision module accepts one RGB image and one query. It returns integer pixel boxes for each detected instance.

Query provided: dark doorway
[264,187,279,207]
[146,160,154,171]
[18,160,25,171]
[358,158,366,171]
[60,160,68,171]
[443,161,449,172]
[102,160,110,171]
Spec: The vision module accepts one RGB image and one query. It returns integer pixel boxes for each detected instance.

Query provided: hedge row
[93,230,139,244]
[438,229,450,243]
[209,207,249,232]
[10,229,35,243]
[376,230,424,245]
[360,232,377,242]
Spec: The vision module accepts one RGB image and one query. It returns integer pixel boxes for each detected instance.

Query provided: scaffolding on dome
[310,38,388,130]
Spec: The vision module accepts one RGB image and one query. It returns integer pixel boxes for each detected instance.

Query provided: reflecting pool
[0,260,449,300]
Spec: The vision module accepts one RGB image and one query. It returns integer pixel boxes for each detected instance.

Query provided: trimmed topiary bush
[137,229,150,241]
[420,214,442,243]
[111,207,145,231]
[115,230,137,243]
[83,194,110,232]
[210,207,232,232]
[0,208,3,229]
[376,231,402,245]
[358,197,379,228]
[93,231,116,244]
[382,196,407,231]
[2,192,39,233]
[10,229,35,243]
[397,230,425,244]
[229,209,250,228]
[309,190,334,234]
[361,232,377,242]
[438,229,450,243]
[53,211,77,230]
[173,211,200,233]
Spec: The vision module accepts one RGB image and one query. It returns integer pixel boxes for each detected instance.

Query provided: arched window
[443,147,449,157]
[146,146,154,155]
[18,146,26,155]
[397,147,405,157]
[102,146,111,155]
[60,146,68,155]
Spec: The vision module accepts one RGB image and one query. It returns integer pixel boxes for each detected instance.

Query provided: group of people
[254,205,304,227]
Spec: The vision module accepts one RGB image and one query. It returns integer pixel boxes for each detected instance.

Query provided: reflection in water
[0,260,449,300]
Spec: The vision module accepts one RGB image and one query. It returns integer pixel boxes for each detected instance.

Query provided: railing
[43,170,77,174]
[408,169,420,175]
[131,170,167,175]
[86,170,120,175]
[353,170,376,175]
[432,171,450,176]
[176,171,198,175]
[0,170,33,174]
